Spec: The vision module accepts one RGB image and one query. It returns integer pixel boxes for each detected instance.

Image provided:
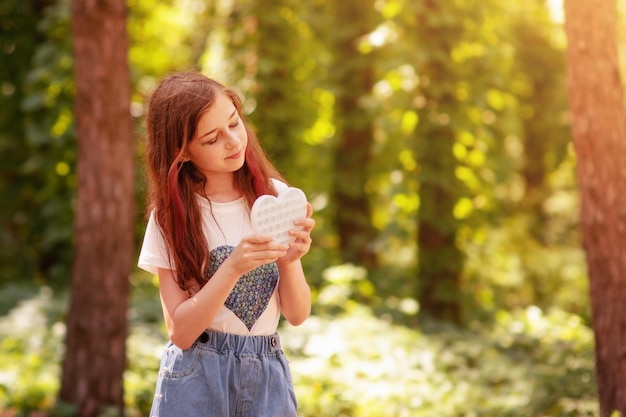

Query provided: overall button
[199,332,210,343]
[270,336,277,347]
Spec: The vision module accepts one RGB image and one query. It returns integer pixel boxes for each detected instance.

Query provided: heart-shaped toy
[251,187,308,245]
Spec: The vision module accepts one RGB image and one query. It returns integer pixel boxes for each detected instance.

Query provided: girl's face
[185,92,248,179]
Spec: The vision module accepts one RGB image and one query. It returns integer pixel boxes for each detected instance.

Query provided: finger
[288,229,312,244]
[265,242,289,252]
[250,245,289,257]
[286,242,310,259]
[289,240,310,252]
[243,250,287,265]
[261,251,289,264]
[293,217,315,230]
[243,234,274,244]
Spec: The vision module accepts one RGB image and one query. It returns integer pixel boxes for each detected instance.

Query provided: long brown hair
[145,72,284,292]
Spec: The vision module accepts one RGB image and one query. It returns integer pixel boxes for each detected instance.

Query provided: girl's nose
[224,131,241,148]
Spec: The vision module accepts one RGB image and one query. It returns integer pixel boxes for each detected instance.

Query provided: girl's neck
[203,174,242,203]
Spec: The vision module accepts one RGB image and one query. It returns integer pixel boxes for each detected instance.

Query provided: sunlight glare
[547,0,564,23]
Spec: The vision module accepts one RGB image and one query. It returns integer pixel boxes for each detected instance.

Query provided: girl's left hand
[280,203,315,264]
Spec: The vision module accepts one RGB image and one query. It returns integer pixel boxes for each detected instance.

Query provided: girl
[138,71,315,417]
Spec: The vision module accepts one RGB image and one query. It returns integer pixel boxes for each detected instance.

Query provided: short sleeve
[138,211,174,274]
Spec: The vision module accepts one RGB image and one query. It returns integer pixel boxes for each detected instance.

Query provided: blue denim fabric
[149,331,297,417]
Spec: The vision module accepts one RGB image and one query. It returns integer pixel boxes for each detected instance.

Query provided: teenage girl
[138,71,315,417]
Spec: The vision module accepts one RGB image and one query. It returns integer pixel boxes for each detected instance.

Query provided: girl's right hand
[226,235,288,276]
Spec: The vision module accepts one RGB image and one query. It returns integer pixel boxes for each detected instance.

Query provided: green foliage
[0,285,66,415]
[0,0,589,319]
[461,144,586,323]
[282,305,596,417]
[356,0,583,324]
[0,0,75,287]
[0,0,39,282]
[215,0,343,281]
[20,0,75,285]
[128,0,210,78]
[323,0,382,268]
[224,0,331,198]
[0,0,606,414]
[0,279,599,417]
[127,0,217,260]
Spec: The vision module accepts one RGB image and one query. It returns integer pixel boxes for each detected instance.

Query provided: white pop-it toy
[251,187,308,245]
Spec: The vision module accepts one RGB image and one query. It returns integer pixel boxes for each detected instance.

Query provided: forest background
[1,0,624,416]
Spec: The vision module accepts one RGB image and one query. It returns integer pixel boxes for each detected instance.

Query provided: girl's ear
[178,151,190,162]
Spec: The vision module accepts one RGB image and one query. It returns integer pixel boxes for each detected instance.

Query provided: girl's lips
[226,150,242,159]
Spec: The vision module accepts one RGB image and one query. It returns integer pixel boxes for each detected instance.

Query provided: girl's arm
[277,203,316,325]
[277,259,311,325]
[158,235,288,350]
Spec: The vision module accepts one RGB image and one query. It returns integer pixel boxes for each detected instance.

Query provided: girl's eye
[201,117,240,144]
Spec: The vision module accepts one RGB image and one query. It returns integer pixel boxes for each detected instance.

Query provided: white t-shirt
[138,180,288,336]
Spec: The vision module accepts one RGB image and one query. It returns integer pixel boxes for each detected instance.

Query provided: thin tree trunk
[413,0,464,324]
[512,10,570,307]
[59,0,134,416]
[415,127,463,324]
[564,0,626,415]
[329,0,379,269]
[248,0,305,179]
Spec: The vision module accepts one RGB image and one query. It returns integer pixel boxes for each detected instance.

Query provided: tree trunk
[415,126,463,324]
[563,0,626,415]
[511,8,570,308]
[413,0,464,324]
[247,0,313,181]
[59,0,134,416]
[329,0,379,269]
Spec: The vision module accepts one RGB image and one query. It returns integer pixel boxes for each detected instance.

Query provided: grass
[0,275,599,417]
